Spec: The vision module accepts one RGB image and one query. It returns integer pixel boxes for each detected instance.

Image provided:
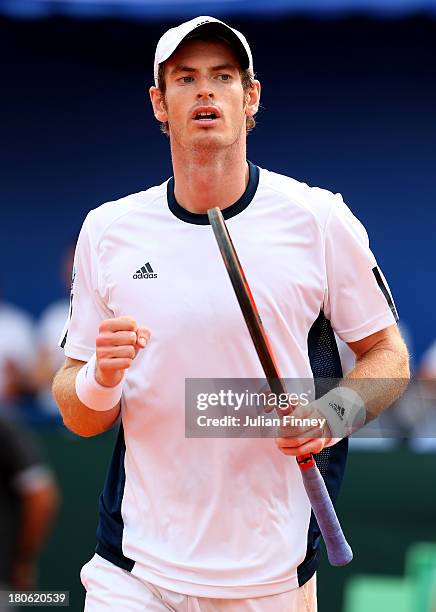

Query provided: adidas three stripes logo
[133,262,158,279]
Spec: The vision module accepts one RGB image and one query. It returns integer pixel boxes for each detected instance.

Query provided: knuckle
[98,347,111,359]
[109,360,125,370]
[102,360,116,370]
[306,441,319,454]
[96,357,109,370]
[120,316,137,331]
[99,319,112,333]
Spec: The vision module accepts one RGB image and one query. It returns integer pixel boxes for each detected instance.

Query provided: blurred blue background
[1,0,435,360]
[2,0,436,18]
[1,2,436,611]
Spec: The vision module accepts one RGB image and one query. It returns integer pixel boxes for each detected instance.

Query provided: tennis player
[53,16,409,611]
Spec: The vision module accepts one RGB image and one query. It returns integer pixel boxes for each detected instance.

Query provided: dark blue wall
[1,16,435,360]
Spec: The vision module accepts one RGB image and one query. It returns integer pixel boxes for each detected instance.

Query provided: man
[53,16,409,611]
[0,414,59,603]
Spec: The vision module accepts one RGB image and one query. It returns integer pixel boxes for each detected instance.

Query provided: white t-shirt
[60,162,397,597]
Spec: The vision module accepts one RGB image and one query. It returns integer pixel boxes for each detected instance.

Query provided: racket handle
[298,455,353,566]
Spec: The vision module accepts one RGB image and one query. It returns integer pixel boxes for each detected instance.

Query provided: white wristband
[313,387,366,438]
[75,353,124,412]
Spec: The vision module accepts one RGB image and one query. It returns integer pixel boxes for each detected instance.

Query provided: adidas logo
[133,262,158,279]
[329,401,345,421]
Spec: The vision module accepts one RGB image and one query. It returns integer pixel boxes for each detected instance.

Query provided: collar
[167,160,259,225]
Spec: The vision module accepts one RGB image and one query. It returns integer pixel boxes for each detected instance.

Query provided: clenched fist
[95,316,150,387]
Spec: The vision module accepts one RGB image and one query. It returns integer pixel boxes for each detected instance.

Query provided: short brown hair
[156,43,257,136]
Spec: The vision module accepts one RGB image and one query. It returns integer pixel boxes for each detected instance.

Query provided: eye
[217,74,232,81]
[178,76,194,84]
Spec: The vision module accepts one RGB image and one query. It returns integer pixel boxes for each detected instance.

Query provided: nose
[196,89,214,100]
[196,77,215,100]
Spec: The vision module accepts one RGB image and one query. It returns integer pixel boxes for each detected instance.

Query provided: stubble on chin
[172,123,246,157]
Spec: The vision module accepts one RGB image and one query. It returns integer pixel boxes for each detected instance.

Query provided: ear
[149,86,168,123]
[245,79,261,118]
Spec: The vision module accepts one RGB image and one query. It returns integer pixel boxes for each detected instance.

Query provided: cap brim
[182,22,250,71]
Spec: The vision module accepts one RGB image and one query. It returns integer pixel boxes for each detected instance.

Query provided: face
[150,39,260,152]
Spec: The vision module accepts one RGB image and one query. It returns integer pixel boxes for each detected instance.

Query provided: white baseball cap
[153,16,254,87]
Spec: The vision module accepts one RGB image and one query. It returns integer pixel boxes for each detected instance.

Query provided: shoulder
[83,182,167,245]
[258,166,346,231]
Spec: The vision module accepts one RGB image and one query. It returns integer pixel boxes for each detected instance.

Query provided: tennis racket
[207,206,353,567]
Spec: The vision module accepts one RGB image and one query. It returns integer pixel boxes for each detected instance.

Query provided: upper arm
[347,324,407,360]
[52,357,86,384]
[63,356,86,370]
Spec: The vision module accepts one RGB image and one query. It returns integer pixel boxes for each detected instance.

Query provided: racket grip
[299,460,353,566]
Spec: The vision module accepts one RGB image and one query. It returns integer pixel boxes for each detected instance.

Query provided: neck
[170,143,249,214]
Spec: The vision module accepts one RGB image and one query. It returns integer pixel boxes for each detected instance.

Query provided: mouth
[191,107,221,125]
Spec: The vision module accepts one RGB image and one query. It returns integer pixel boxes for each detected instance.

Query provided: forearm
[52,364,120,437]
[276,328,410,456]
[342,333,410,423]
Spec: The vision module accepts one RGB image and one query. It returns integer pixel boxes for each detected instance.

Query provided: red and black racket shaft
[207,206,353,567]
